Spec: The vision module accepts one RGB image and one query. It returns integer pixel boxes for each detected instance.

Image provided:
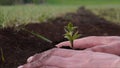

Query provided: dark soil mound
[1,7,120,68]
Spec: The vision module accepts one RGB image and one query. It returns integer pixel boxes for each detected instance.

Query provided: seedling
[22,28,52,43]
[64,22,80,48]
[0,48,5,62]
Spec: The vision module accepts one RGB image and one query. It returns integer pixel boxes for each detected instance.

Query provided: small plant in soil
[64,22,80,48]
[0,48,5,63]
[22,28,52,43]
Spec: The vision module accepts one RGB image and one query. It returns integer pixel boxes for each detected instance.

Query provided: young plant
[64,22,80,48]
[22,28,52,43]
[0,48,5,62]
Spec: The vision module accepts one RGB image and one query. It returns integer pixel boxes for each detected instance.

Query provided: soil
[1,7,120,68]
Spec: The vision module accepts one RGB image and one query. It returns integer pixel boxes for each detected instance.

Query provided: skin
[56,36,120,49]
[18,36,120,68]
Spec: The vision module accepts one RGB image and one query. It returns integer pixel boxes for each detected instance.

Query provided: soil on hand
[1,7,120,68]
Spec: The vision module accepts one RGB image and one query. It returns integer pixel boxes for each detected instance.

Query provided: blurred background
[0,0,120,27]
[0,0,120,5]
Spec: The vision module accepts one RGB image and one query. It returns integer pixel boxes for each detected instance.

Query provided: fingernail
[27,56,33,62]
[18,66,23,68]
[55,45,60,48]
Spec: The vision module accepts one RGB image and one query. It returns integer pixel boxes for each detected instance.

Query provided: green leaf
[64,32,71,40]
[64,22,81,48]
[0,48,5,62]
[65,22,76,32]
[73,31,80,40]
[23,28,52,43]
[31,32,52,43]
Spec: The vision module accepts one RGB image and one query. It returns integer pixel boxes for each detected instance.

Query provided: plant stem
[0,48,5,62]
[70,40,74,48]
[22,28,52,43]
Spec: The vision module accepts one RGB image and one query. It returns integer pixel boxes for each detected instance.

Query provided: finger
[52,48,78,57]
[55,36,103,49]
[27,48,78,63]
[73,36,120,49]
[55,41,70,48]
[18,60,43,68]
[18,49,56,68]
[19,55,67,68]
[27,48,57,63]
[56,36,120,49]
[85,41,120,55]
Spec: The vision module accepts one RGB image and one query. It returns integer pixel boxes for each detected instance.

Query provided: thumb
[55,41,71,48]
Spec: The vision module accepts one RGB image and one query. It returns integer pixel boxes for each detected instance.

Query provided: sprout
[64,22,80,48]
[0,48,5,62]
[22,28,52,43]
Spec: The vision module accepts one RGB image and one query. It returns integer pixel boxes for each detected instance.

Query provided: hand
[56,36,120,55]
[18,48,120,68]
[18,36,120,68]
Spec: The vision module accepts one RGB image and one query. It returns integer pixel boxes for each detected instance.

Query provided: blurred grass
[0,0,120,27]
[90,7,120,24]
[46,0,120,5]
[0,5,79,27]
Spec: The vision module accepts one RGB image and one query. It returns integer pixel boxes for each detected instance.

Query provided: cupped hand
[18,36,120,68]
[18,48,120,68]
[56,36,120,55]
